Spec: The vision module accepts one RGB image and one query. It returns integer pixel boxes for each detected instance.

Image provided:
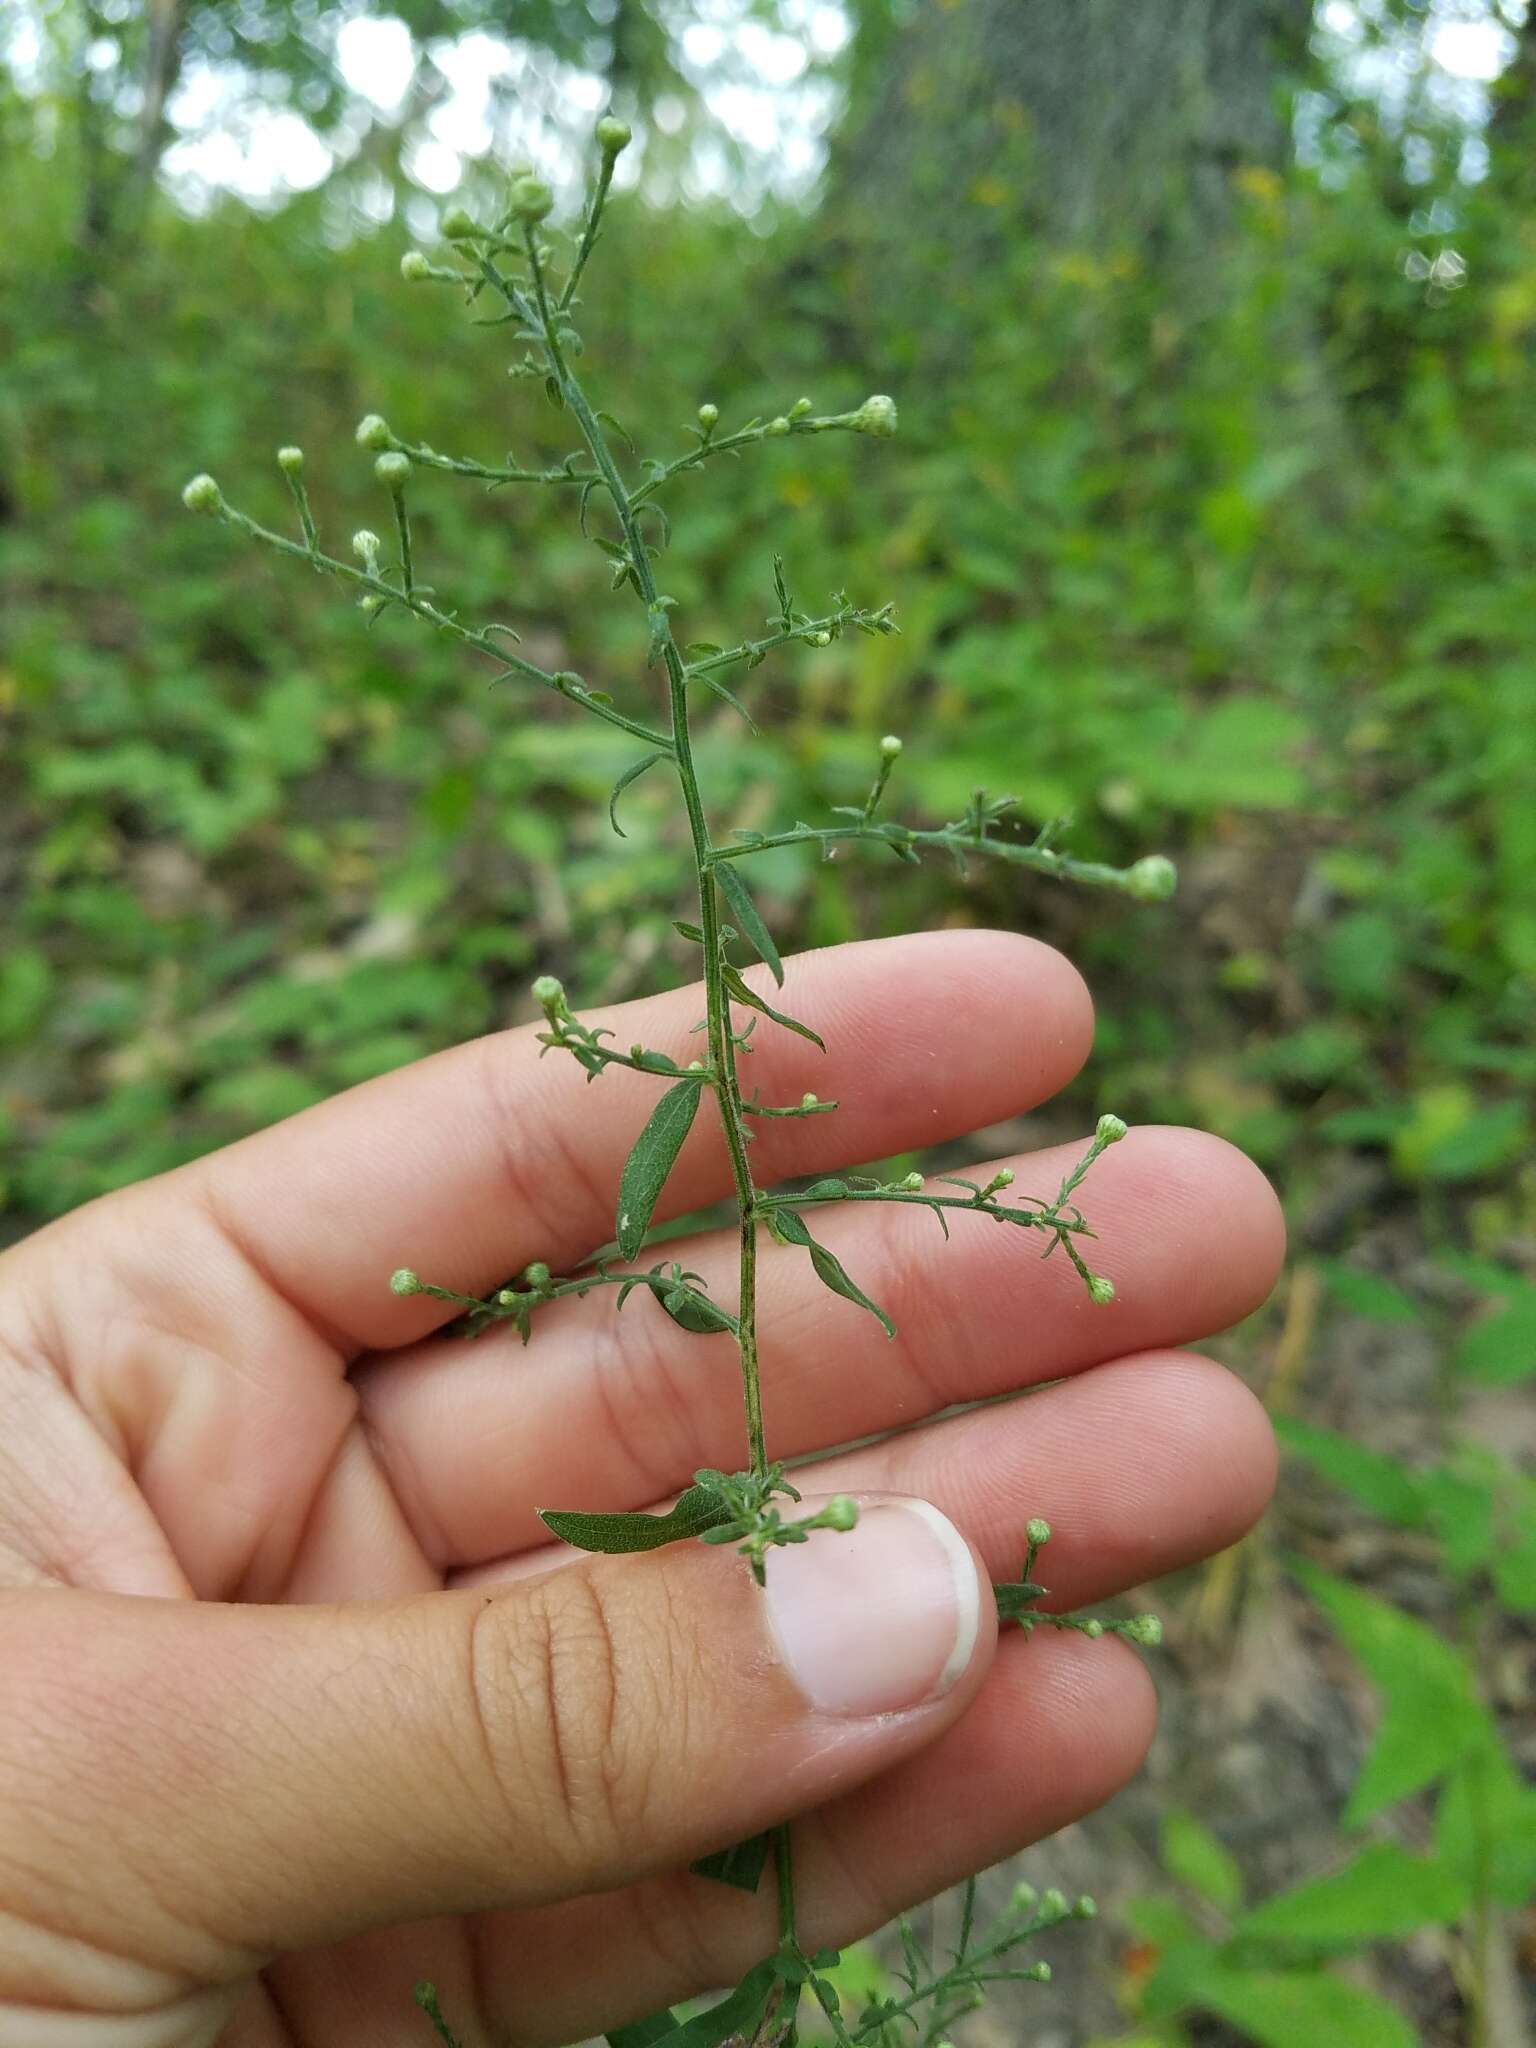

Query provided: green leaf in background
[1160,1808,1245,1912]
[1235,1842,1468,1948]
[715,862,784,985]
[1433,1737,1536,1909]
[1187,1966,1416,2048]
[1148,698,1309,811]
[616,1080,704,1258]
[1275,1418,1427,1530]
[539,1483,731,1555]
[1316,1260,1420,1324]
[769,1208,896,1338]
[689,1829,772,1892]
[1292,1560,1490,1823]
[1451,1275,1536,1386]
[1391,1084,1529,1183]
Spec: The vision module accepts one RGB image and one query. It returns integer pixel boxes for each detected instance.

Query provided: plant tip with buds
[821,1495,859,1532]
[509,175,554,224]
[596,115,632,155]
[389,1268,422,1297]
[181,472,223,514]
[531,974,564,1006]
[1088,1273,1116,1306]
[1124,1613,1164,1647]
[1095,1112,1129,1145]
[854,393,898,437]
[355,413,392,450]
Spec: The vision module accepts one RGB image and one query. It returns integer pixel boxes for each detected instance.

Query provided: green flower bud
[800,1092,819,1109]
[400,251,432,281]
[440,206,478,241]
[1124,1613,1164,1647]
[359,593,387,616]
[1126,853,1178,903]
[697,402,719,430]
[1025,1517,1052,1547]
[276,445,304,474]
[879,733,903,758]
[1095,1112,1128,1145]
[807,630,831,647]
[496,1288,518,1306]
[1074,1894,1098,1919]
[1088,1273,1116,1306]
[901,1171,924,1191]
[789,396,813,419]
[1041,1888,1068,1920]
[854,393,898,437]
[686,1058,706,1072]
[375,451,411,492]
[596,115,633,155]
[1082,1617,1104,1638]
[1024,1962,1052,1984]
[181,472,223,515]
[352,529,381,561]
[355,413,392,450]
[389,1268,422,1297]
[523,1261,552,1290]
[765,416,790,437]
[988,1167,1015,1190]
[821,1495,859,1533]
[1009,1882,1038,1915]
[508,175,554,224]
[531,974,565,1007]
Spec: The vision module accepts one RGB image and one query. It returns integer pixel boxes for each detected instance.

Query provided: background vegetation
[2,2,1533,2042]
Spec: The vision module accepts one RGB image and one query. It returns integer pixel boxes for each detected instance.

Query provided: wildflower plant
[184,117,1173,2048]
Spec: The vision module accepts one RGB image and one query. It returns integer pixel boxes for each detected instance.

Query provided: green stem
[514,233,769,1478]
[708,820,1154,892]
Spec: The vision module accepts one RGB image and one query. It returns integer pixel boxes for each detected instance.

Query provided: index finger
[189,929,1094,1351]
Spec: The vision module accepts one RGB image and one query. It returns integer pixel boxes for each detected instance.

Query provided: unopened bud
[988,1167,1015,1190]
[1088,1274,1116,1306]
[400,250,432,281]
[1126,853,1178,903]
[807,630,831,646]
[375,451,411,492]
[879,734,903,758]
[440,206,478,240]
[523,1261,552,1290]
[355,413,392,450]
[821,1495,859,1532]
[1124,1613,1164,1647]
[1095,1112,1129,1145]
[531,974,565,1007]
[1041,1888,1068,1920]
[789,396,813,419]
[1083,1617,1104,1638]
[800,1092,819,1109]
[276,445,304,474]
[389,1268,422,1297]
[1009,1882,1038,1915]
[1074,1894,1098,1919]
[181,473,223,514]
[359,593,387,616]
[508,175,554,224]
[596,115,633,155]
[901,1171,923,1191]
[1025,1517,1052,1547]
[854,393,898,437]
[697,403,719,430]
[765,416,790,438]
[352,529,381,562]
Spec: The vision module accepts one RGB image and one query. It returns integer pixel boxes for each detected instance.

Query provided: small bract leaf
[716,864,784,985]
[689,1830,773,1892]
[772,1208,895,1337]
[607,748,670,837]
[723,966,824,1049]
[617,1080,703,1258]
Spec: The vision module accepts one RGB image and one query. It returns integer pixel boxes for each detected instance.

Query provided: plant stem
[515,232,769,1477]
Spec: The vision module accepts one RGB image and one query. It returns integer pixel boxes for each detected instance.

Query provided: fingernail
[763,1497,981,1717]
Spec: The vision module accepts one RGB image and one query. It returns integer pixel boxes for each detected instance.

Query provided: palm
[0,933,1281,2047]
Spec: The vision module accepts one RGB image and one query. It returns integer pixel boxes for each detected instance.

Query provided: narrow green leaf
[1236,1842,1467,1948]
[1293,1558,1491,1822]
[1161,1808,1245,1912]
[619,1961,780,2048]
[689,1829,773,1892]
[772,1208,895,1338]
[606,2016,678,2048]
[1452,1284,1536,1385]
[659,1282,738,1337]
[539,1482,732,1554]
[607,749,670,838]
[715,864,784,985]
[617,1081,703,1258]
[723,966,825,1049]
[1316,1260,1420,1324]
[1434,1737,1536,1908]
[1190,1966,1416,2048]
[1275,1418,1428,1530]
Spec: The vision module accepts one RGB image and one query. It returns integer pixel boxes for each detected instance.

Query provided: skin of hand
[0,930,1283,2048]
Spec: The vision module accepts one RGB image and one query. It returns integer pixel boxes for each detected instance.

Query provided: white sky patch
[335,15,416,111]
[1430,15,1512,77]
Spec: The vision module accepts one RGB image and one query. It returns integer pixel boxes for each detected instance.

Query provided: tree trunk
[816,0,1312,335]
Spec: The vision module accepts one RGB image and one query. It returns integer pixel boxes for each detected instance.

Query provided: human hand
[0,930,1282,2048]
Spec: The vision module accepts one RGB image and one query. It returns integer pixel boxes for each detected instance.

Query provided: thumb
[0,1496,991,1987]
